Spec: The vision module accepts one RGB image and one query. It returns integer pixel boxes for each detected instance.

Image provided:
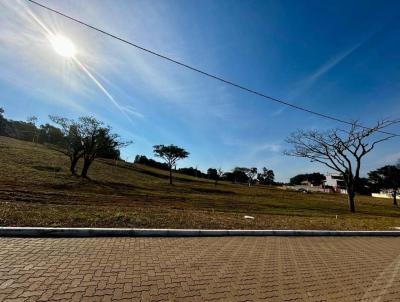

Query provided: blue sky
[1,0,400,182]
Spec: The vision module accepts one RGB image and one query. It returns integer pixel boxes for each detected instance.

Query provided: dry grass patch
[0,136,399,230]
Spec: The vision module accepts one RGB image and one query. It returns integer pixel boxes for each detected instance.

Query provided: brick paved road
[0,237,399,301]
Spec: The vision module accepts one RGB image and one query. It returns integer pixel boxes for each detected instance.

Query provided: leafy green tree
[289,174,308,185]
[231,167,249,184]
[179,167,205,178]
[153,144,189,184]
[290,173,325,186]
[308,173,326,186]
[258,167,275,185]
[222,171,235,183]
[207,168,218,182]
[368,165,400,207]
[354,177,374,195]
[242,167,257,187]
[207,168,223,186]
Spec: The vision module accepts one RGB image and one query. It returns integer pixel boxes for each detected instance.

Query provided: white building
[286,173,348,194]
[323,173,347,194]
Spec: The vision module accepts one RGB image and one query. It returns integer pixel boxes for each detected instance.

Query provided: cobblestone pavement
[0,237,400,301]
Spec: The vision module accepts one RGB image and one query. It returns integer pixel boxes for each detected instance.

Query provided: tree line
[0,108,127,177]
[0,108,121,160]
[289,173,326,186]
[134,153,275,186]
[1,108,276,185]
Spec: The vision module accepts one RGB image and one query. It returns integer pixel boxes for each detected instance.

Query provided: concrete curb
[0,227,399,237]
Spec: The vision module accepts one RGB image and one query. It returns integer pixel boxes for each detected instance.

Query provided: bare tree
[285,120,399,212]
[153,144,189,184]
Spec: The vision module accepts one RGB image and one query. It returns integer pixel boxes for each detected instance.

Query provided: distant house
[323,173,347,194]
[285,172,348,194]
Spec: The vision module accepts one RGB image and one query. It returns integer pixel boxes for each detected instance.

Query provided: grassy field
[0,136,399,230]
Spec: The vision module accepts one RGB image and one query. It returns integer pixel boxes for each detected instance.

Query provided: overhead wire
[25,0,400,137]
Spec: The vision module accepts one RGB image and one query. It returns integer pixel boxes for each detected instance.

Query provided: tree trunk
[393,190,398,207]
[169,166,172,185]
[81,158,91,178]
[70,156,79,175]
[347,185,356,213]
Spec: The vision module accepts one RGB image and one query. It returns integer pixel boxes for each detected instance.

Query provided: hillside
[0,136,399,230]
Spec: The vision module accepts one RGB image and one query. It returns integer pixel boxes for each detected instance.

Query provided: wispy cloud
[220,135,282,160]
[305,45,360,87]
[120,105,144,119]
[281,27,386,112]
[271,33,377,118]
[288,42,362,101]
[252,142,282,153]
[270,107,285,117]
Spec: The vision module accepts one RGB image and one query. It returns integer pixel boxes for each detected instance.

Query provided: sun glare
[49,34,76,58]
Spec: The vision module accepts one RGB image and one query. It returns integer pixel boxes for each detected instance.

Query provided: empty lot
[1,136,400,230]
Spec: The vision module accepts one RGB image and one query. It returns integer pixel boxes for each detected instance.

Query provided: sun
[49,34,76,58]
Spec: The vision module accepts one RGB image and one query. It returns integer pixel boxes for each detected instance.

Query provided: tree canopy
[368,165,400,206]
[258,167,275,185]
[290,172,325,186]
[153,144,189,184]
[50,115,130,177]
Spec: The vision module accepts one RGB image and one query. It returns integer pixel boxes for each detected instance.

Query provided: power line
[26,0,400,137]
